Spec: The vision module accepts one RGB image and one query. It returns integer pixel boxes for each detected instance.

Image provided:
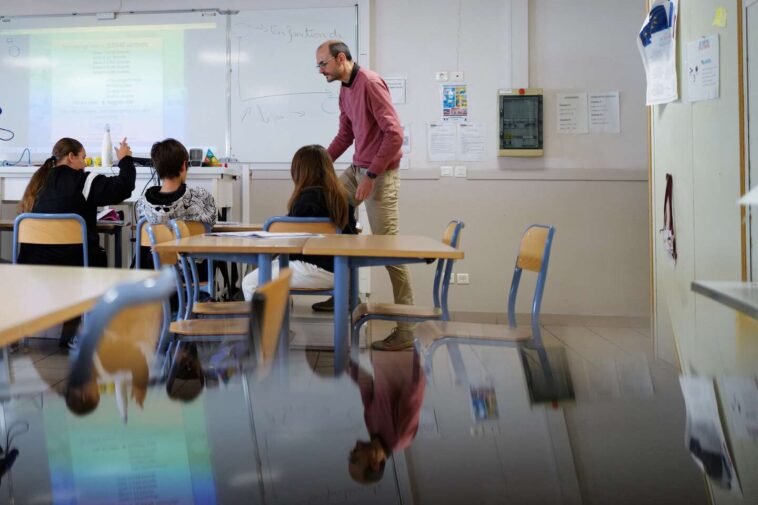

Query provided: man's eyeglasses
[316,56,335,69]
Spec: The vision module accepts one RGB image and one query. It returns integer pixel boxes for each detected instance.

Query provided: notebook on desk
[206,231,321,239]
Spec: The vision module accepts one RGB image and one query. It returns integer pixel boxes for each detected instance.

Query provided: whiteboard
[230,7,357,163]
[0,12,227,162]
[0,6,362,166]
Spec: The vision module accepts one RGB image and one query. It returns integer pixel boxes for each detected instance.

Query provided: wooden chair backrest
[173,220,207,238]
[96,302,163,366]
[252,268,292,369]
[146,223,179,267]
[516,226,549,272]
[441,221,462,248]
[18,218,84,245]
[267,220,338,234]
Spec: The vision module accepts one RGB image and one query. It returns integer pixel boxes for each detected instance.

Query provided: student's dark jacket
[288,186,357,272]
[17,157,135,267]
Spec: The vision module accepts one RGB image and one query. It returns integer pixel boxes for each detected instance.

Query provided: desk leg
[0,347,10,388]
[114,228,122,269]
[350,266,359,310]
[333,256,349,374]
[277,255,290,363]
[257,253,272,284]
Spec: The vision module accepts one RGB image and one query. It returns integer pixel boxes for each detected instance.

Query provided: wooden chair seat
[414,321,533,350]
[352,302,442,320]
[193,301,251,316]
[170,317,249,336]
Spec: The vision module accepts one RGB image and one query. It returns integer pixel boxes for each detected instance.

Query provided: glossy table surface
[0,265,158,346]
[0,335,716,505]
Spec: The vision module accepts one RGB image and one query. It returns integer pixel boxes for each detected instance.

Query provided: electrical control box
[498,88,543,157]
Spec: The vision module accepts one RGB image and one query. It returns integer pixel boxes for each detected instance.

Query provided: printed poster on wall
[588,92,621,133]
[686,35,719,102]
[427,122,456,161]
[637,0,679,105]
[386,78,407,104]
[556,93,588,134]
[440,84,468,122]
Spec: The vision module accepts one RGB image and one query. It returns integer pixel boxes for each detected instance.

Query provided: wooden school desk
[0,264,158,386]
[301,234,464,371]
[0,265,158,346]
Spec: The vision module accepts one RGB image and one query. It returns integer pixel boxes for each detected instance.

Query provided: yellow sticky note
[713,6,727,28]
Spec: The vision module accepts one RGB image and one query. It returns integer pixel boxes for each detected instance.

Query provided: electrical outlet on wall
[456,273,470,284]
[451,71,464,81]
[440,165,453,177]
[454,166,467,177]
[435,71,448,81]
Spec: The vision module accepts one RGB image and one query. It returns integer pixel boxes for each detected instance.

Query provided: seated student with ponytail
[241,144,357,300]
[18,137,134,267]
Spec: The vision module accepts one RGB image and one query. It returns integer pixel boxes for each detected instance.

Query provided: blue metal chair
[262,215,341,295]
[144,222,249,348]
[506,224,555,342]
[12,213,89,265]
[67,267,177,390]
[169,220,220,315]
[134,217,148,269]
[351,220,464,349]
[413,224,556,376]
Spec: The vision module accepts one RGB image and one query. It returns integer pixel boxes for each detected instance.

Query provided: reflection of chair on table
[414,224,556,379]
[351,220,464,348]
[66,268,176,416]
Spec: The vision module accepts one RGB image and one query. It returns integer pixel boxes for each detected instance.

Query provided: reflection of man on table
[348,352,426,483]
[315,39,415,350]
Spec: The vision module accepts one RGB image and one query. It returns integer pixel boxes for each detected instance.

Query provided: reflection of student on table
[347,352,426,483]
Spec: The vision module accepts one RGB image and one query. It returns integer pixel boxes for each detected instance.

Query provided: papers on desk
[97,206,120,221]
[206,231,322,238]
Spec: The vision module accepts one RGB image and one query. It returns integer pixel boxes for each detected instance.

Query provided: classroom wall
[650,0,744,369]
[253,0,650,318]
[2,0,651,319]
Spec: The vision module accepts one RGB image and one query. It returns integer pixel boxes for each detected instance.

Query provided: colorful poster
[441,84,468,122]
[637,0,679,105]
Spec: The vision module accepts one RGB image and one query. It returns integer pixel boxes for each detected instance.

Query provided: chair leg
[446,342,469,386]
[531,320,543,347]
[351,316,369,351]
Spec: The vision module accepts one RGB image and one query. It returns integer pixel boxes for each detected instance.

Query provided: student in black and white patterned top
[135,138,216,267]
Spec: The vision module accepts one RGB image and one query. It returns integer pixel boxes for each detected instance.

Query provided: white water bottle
[101,124,113,167]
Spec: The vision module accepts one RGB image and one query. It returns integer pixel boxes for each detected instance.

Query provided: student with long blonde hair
[241,144,356,300]
[18,136,134,266]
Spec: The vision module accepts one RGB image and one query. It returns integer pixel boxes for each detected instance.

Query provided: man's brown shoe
[370,328,415,351]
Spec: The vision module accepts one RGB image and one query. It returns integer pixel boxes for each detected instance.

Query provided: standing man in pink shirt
[316,40,415,351]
